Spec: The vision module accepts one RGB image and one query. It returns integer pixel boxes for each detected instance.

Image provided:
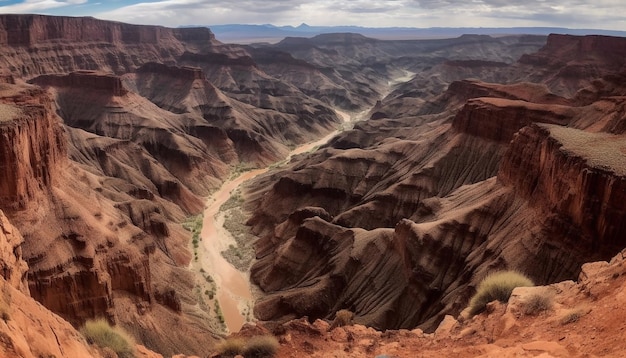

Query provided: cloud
[0,0,624,30]
[0,0,88,13]
[95,0,312,26]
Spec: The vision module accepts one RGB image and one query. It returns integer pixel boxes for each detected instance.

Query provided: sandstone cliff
[0,14,217,76]
[519,33,626,96]
[0,80,219,356]
[499,124,626,257]
[0,83,66,211]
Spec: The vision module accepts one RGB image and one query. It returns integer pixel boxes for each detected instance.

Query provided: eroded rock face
[519,34,626,96]
[30,71,128,96]
[452,97,574,142]
[0,210,28,293]
[0,14,215,46]
[0,14,218,77]
[499,124,626,256]
[0,83,66,210]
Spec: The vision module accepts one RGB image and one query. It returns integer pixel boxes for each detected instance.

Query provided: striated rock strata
[0,83,66,210]
[245,34,626,333]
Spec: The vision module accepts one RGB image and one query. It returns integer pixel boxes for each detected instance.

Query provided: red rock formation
[520,34,626,96]
[0,210,28,293]
[137,62,205,81]
[0,83,66,210]
[499,123,626,255]
[0,14,221,78]
[30,71,128,96]
[0,14,215,46]
[452,97,574,142]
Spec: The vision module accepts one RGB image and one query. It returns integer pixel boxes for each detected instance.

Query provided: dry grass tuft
[216,337,245,357]
[80,319,135,358]
[523,293,553,315]
[560,309,584,325]
[243,335,280,358]
[330,309,354,329]
[468,271,534,316]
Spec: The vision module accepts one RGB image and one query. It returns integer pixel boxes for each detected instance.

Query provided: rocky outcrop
[30,71,128,96]
[0,14,215,46]
[137,62,205,80]
[0,83,66,210]
[499,123,626,256]
[250,121,626,331]
[520,34,626,96]
[452,97,574,142]
[0,14,221,78]
[0,211,28,293]
[0,274,106,358]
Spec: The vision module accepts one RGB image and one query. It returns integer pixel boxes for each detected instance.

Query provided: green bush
[468,271,533,316]
[80,319,135,358]
[243,335,280,358]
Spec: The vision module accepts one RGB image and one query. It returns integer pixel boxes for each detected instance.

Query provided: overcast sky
[0,0,624,30]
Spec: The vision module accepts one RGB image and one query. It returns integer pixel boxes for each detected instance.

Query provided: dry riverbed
[190,72,414,333]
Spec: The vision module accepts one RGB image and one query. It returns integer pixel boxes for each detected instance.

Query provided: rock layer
[0,83,66,210]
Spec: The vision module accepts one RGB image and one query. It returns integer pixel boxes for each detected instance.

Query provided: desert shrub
[243,335,280,358]
[217,337,245,357]
[330,309,354,329]
[523,293,552,315]
[468,271,533,316]
[80,319,135,358]
[560,310,583,325]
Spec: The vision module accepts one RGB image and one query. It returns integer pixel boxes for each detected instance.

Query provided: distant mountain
[196,24,626,44]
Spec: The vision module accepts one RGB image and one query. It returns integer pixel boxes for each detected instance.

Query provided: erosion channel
[194,73,414,333]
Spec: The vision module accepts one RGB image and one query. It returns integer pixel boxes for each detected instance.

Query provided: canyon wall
[0,14,220,78]
[0,83,66,210]
[499,124,626,256]
[0,14,215,46]
[31,71,129,96]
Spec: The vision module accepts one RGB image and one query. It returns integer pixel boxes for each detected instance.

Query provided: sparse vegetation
[229,162,255,179]
[468,271,534,316]
[330,309,354,329]
[219,189,256,271]
[183,214,203,261]
[214,300,225,324]
[243,335,280,358]
[217,337,245,357]
[80,319,135,358]
[220,190,244,212]
[523,292,552,315]
[560,309,583,325]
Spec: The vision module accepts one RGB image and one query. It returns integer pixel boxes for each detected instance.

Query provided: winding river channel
[196,71,415,332]
[197,109,355,332]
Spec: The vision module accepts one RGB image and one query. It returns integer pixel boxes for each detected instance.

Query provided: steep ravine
[196,72,411,332]
[195,108,365,333]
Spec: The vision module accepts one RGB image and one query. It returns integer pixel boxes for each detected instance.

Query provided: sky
[0,0,624,30]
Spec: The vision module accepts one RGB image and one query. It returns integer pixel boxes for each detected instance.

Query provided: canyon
[0,13,625,358]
